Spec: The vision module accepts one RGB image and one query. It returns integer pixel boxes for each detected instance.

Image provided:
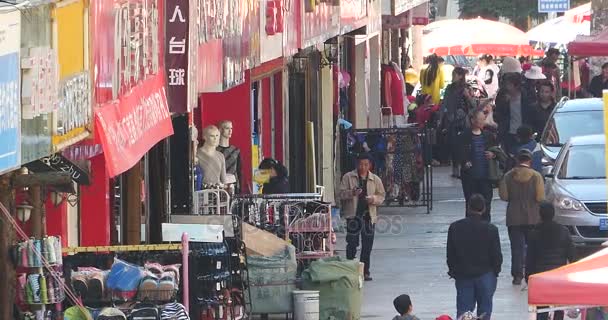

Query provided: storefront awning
[95,72,174,177]
[528,247,608,306]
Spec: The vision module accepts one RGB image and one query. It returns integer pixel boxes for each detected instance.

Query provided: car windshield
[558,144,606,179]
[542,111,604,147]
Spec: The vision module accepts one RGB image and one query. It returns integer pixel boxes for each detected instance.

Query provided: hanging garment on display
[14,237,63,267]
[380,64,406,116]
[342,128,432,210]
[216,145,242,193]
[197,149,227,185]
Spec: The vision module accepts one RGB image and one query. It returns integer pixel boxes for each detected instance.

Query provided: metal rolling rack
[231,192,333,271]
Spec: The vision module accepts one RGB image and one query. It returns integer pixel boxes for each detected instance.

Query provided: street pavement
[335,167,530,320]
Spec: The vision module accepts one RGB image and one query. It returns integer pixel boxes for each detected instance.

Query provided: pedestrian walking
[339,153,386,281]
[494,73,534,155]
[447,194,502,320]
[588,62,608,98]
[456,109,502,221]
[539,48,562,100]
[441,67,473,178]
[392,294,421,320]
[531,81,557,136]
[526,201,575,320]
[522,65,547,106]
[476,54,500,99]
[515,126,542,173]
[498,149,545,285]
[420,54,445,105]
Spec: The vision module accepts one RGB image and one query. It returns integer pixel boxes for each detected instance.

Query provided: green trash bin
[246,245,297,314]
[301,257,363,320]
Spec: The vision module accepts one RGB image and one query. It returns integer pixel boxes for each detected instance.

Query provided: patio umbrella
[527,16,590,46]
[422,18,537,57]
[564,2,591,24]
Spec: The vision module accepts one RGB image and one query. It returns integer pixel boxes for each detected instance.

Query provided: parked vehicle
[545,134,607,248]
[540,98,604,165]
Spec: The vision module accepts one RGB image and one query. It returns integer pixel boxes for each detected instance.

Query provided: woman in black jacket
[258,158,290,194]
[456,109,500,221]
[526,202,575,320]
[441,67,474,178]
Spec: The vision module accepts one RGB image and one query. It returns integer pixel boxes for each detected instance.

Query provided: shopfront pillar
[79,155,110,246]
[0,174,15,320]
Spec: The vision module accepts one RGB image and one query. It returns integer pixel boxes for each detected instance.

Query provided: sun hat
[524,65,547,80]
[501,57,522,74]
[405,68,419,84]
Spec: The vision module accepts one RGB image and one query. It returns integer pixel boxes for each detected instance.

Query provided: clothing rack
[342,126,434,213]
[233,193,322,200]
[62,233,190,312]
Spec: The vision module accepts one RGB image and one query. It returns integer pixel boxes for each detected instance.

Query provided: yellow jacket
[420,63,445,105]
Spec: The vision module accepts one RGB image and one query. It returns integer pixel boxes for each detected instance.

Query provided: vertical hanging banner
[165,0,189,113]
[21,46,59,119]
[0,10,22,174]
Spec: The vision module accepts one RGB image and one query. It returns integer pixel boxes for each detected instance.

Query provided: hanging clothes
[380,64,406,116]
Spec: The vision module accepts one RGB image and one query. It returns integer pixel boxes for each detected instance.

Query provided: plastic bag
[106,258,144,292]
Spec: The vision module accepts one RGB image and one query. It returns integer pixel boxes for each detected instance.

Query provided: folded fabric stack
[19,271,65,304]
[14,237,63,267]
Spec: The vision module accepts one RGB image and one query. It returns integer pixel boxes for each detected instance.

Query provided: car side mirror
[543,165,554,178]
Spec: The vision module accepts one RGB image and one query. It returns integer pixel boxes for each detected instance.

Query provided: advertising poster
[0,10,22,173]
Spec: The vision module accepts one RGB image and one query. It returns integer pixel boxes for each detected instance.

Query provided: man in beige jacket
[340,154,386,281]
[499,149,545,285]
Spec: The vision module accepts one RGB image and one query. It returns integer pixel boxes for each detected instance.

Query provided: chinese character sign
[21,46,59,119]
[538,0,570,13]
[52,72,92,150]
[0,11,21,174]
[165,0,189,113]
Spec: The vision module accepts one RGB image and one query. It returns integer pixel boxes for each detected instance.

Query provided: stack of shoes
[71,268,107,301]
[139,263,181,301]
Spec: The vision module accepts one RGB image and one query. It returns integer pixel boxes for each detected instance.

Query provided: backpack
[160,303,190,320]
[98,307,127,320]
[129,302,161,320]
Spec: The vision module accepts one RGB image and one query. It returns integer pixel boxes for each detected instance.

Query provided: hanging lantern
[16,202,33,222]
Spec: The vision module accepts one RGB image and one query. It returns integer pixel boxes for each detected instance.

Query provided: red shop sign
[95,72,173,177]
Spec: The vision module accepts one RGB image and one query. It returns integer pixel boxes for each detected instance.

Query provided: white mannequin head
[202,125,221,148]
[218,120,233,139]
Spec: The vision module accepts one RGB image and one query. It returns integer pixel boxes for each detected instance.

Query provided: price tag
[216,261,222,269]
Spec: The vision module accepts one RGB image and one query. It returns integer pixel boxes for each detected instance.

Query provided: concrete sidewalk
[335,167,530,320]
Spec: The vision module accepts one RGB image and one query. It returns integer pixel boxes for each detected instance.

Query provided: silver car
[540,98,604,165]
[545,134,608,247]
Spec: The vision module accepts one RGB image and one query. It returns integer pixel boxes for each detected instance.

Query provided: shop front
[85,0,173,247]
[196,0,260,194]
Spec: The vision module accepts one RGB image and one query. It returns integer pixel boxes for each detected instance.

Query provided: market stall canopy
[565,2,591,24]
[422,18,539,57]
[528,247,608,306]
[567,28,608,56]
[527,16,590,46]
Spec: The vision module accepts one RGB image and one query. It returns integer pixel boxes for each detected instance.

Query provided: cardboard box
[242,222,290,257]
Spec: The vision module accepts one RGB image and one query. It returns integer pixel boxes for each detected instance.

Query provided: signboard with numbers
[0,10,22,174]
[165,0,189,113]
[538,0,570,13]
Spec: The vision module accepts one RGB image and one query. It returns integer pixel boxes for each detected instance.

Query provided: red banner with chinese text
[95,72,173,177]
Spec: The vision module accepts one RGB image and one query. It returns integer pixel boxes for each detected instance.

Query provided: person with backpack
[516,125,542,173]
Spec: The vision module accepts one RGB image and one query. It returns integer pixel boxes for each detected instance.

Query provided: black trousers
[346,216,375,275]
[461,175,493,221]
[508,225,533,278]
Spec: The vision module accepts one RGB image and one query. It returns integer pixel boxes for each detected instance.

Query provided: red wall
[200,73,253,193]
[79,155,111,246]
[261,77,272,157]
[45,200,67,247]
[273,73,284,162]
